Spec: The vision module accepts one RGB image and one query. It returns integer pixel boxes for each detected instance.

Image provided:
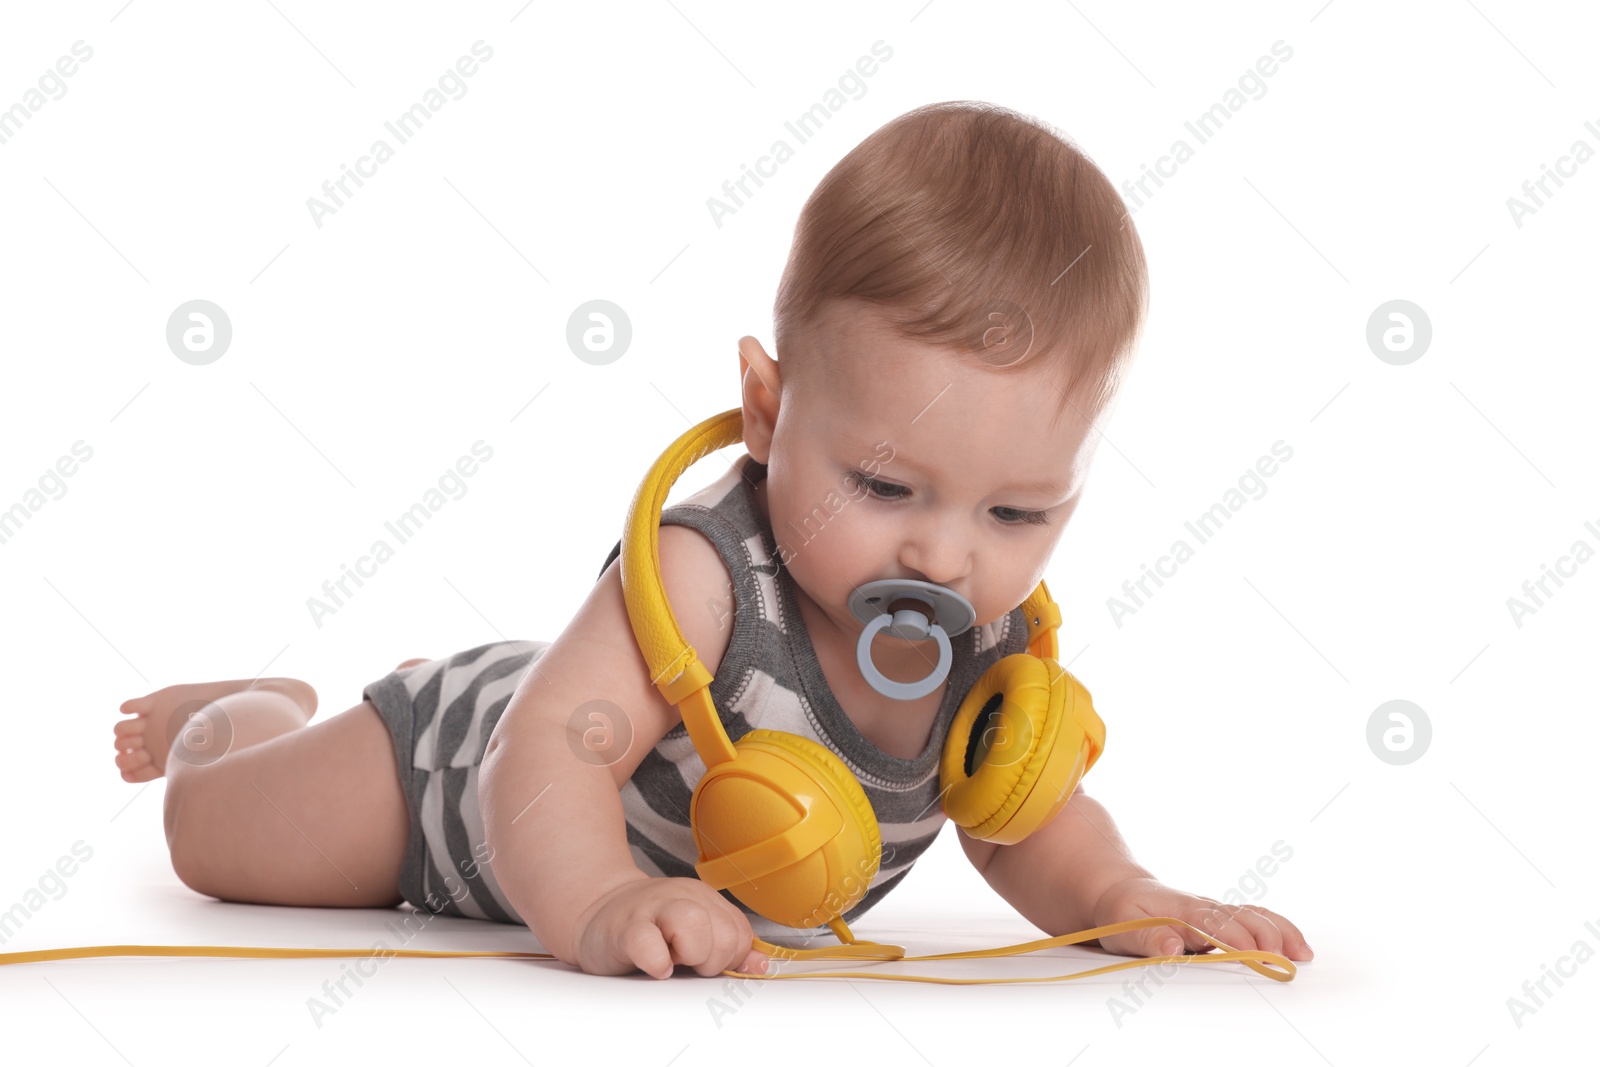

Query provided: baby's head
[738,101,1147,641]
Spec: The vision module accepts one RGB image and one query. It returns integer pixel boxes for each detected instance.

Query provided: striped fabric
[364,639,550,924]
[363,451,1031,939]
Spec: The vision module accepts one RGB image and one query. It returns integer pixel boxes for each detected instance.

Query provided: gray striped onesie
[362,452,1033,940]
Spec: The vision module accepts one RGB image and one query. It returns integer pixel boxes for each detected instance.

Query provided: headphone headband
[618,407,741,700]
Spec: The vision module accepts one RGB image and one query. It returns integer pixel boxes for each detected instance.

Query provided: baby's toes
[115,745,156,781]
[113,721,147,754]
[113,720,152,770]
[114,715,148,742]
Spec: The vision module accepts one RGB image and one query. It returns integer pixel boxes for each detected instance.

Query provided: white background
[2,1,1597,1064]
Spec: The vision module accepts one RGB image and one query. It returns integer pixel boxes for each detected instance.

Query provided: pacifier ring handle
[856,612,953,701]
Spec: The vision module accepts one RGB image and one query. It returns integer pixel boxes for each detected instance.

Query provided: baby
[112,101,1313,979]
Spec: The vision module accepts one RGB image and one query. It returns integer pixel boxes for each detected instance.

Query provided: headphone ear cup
[690,729,882,930]
[940,655,1104,844]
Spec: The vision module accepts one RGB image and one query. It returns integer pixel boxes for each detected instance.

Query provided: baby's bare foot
[113,678,317,783]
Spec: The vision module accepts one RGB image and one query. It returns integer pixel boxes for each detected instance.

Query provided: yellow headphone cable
[0,914,1294,984]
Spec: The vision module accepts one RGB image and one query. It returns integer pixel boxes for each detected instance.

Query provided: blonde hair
[773,101,1148,416]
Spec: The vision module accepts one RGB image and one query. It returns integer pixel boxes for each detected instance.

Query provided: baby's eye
[846,470,1050,526]
[991,506,1052,527]
[845,469,908,500]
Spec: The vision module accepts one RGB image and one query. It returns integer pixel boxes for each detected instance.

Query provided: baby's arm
[478,524,766,978]
[959,786,1313,961]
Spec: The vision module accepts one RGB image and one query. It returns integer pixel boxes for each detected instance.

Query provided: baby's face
[750,299,1106,652]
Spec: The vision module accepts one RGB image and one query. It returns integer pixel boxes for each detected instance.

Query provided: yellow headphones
[619,407,1106,943]
[1,408,1296,986]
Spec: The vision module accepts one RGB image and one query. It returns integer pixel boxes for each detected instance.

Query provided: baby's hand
[1090,876,1314,962]
[569,876,770,979]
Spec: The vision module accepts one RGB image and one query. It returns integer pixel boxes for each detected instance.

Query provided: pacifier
[847,579,977,700]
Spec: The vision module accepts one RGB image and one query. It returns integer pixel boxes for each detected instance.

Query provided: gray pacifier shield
[847,579,977,701]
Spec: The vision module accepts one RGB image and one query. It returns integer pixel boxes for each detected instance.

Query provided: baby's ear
[738,336,781,459]
[738,336,777,381]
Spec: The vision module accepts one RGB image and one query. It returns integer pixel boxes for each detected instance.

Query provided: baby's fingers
[657,898,721,976]
[692,903,746,978]
[1100,919,1185,959]
[1183,904,1258,954]
[1237,905,1314,961]
[619,918,674,980]
[1188,904,1311,961]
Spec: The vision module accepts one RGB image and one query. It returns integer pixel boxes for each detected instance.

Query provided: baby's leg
[115,671,413,908]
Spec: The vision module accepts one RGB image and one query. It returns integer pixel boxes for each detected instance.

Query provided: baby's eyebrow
[995,475,1074,495]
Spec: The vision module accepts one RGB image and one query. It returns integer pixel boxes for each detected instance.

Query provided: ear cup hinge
[669,681,737,767]
[1021,580,1062,660]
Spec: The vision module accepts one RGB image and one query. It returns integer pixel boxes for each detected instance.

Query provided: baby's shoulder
[657,522,738,682]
